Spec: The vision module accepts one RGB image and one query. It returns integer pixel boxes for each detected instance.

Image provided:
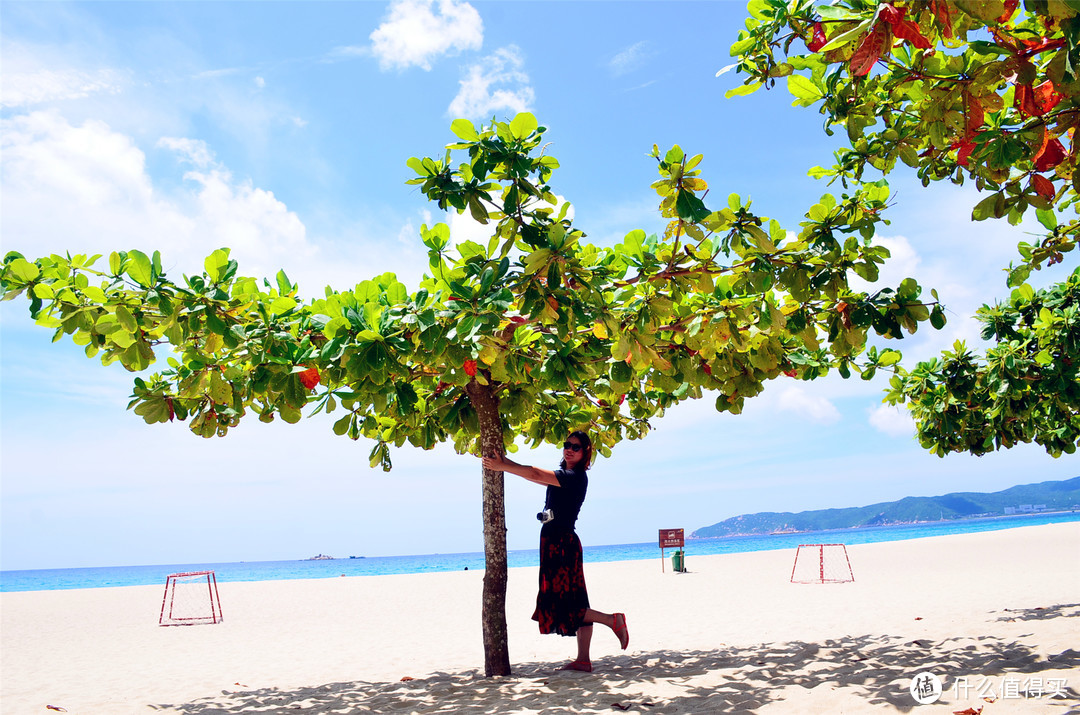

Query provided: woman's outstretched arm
[482,455,560,486]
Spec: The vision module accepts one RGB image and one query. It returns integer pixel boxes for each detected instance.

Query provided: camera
[536,509,554,524]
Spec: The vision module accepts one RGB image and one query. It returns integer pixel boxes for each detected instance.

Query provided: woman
[482,430,629,672]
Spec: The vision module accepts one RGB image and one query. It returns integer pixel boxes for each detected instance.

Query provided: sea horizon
[3,510,1078,593]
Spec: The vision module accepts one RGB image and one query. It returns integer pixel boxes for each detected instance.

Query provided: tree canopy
[1,110,937,674]
[726,0,1080,456]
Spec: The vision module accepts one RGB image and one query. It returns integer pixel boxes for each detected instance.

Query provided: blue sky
[2,1,1075,571]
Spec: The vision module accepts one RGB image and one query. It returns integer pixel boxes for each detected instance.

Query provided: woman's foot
[612,613,629,650]
[560,659,593,672]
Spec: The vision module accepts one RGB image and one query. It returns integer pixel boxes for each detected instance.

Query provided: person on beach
[482,430,629,672]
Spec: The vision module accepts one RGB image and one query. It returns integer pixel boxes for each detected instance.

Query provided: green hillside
[691,476,1080,538]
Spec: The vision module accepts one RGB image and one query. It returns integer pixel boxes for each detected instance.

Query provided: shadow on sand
[153,629,1080,713]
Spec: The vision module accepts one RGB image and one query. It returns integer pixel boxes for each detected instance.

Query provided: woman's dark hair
[559,430,593,471]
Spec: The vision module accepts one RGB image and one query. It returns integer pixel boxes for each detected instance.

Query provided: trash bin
[672,550,685,572]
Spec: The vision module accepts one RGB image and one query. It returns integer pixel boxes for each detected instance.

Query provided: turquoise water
[2,512,1077,593]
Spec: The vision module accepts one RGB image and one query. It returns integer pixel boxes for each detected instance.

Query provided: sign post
[658,528,685,573]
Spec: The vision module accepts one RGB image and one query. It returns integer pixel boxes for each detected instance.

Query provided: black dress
[532,466,589,636]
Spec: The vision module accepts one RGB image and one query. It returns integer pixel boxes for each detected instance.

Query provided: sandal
[613,613,629,650]
[560,659,593,672]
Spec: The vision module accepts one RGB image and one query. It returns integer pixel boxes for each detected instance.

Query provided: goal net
[790,543,854,584]
[159,571,223,626]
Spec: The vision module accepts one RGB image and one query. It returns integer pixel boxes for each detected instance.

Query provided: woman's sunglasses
[563,442,583,452]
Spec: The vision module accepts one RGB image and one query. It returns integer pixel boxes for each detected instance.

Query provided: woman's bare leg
[568,609,628,665]
[575,624,594,662]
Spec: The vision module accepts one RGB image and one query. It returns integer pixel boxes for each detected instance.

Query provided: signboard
[659,528,684,549]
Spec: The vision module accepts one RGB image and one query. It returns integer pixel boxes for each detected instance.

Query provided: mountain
[691,476,1080,538]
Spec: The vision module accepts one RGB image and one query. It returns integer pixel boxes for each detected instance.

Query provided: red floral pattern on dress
[532,527,589,636]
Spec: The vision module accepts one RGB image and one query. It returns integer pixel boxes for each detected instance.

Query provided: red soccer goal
[790,543,854,584]
[159,571,223,626]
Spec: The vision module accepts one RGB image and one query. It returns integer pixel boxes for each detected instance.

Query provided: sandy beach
[2,521,1078,714]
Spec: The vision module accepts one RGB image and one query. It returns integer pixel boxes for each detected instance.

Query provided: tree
[1,112,935,675]
[725,0,1080,456]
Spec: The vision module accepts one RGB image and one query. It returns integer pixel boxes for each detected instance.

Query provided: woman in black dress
[482,430,629,672]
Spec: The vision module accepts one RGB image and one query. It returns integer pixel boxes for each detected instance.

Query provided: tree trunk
[466,378,511,677]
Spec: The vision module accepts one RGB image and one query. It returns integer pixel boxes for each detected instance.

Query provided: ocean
[2,511,1077,593]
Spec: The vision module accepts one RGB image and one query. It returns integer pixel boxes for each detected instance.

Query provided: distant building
[1004,507,1017,515]
[1019,504,1034,513]
[1033,504,1048,512]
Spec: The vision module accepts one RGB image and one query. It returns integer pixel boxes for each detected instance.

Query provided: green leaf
[818,19,872,53]
[109,252,122,276]
[1036,208,1058,231]
[450,118,479,141]
[786,74,822,107]
[204,248,230,283]
[930,305,946,330]
[623,229,646,260]
[276,269,293,296]
[971,193,1000,221]
[509,112,538,140]
[385,281,408,305]
[725,82,762,99]
[270,296,297,315]
[209,370,233,404]
[878,349,902,366]
[126,250,153,287]
[115,305,137,332]
[954,0,1005,22]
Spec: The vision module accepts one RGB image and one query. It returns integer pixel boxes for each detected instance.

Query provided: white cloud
[156,136,215,168]
[776,385,841,423]
[0,43,128,108]
[1,67,126,108]
[850,234,921,294]
[254,76,266,89]
[868,403,916,437]
[324,45,369,62]
[1,111,310,281]
[608,40,654,76]
[369,0,483,71]
[0,110,434,295]
[291,116,308,128]
[447,45,534,119]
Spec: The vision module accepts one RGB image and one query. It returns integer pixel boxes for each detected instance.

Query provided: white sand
[2,522,1078,714]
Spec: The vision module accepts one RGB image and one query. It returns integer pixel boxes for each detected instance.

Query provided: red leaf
[930,0,953,38]
[1034,130,1066,172]
[999,0,1019,23]
[463,360,477,377]
[952,707,982,715]
[880,4,931,50]
[1034,79,1063,114]
[953,140,976,167]
[1017,79,1062,117]
[1019,36,1065,55]
[850,23,892,76]
[807,22,827,52]
[1031,174,1056,199]
[964,93,984,138]
[299,367,321,390]
[893,19,932,49]
[879,3,903,24]
[1016,83,1038,118]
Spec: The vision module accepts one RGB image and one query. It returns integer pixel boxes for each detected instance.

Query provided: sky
[1,0,1076,572]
